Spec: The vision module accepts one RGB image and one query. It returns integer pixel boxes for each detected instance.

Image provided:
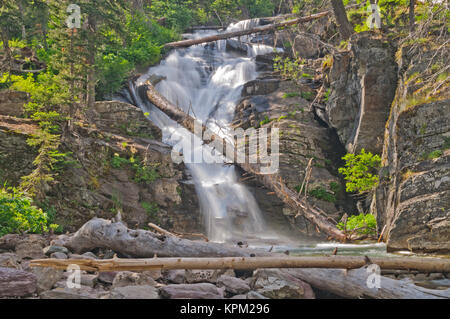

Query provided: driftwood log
[56,218,270,258]
[144,81,346,242]
[31,218,450,299]
[164,11,330,48]
[163,3,364,49]
[30,255,450,273]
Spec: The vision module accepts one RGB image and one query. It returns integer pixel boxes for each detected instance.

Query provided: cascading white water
[130,20,283,243]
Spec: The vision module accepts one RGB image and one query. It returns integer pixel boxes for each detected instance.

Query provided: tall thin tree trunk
[409,0,415,33]
[331,0,353,40]
[86,15,97,109]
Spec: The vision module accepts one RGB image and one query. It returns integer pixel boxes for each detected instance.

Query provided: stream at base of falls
[122,19,409,258]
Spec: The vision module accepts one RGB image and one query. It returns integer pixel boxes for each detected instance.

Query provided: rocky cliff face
[370,41,450,253]
[233,59,354,239]
[326,32,398,154]
[0,94,202,234]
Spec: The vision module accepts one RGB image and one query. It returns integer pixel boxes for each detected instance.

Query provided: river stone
[82,252,98,259]
[217,275,251,295]
[0,252,21,269]
[159,283,225,299]
[112,271,156,288]
[226,39,248,55]
[0,267,37,297]
[163,269,185,284]
[43,245,69,256]
[97,271,118,284]
[185,269,218,284]
[50,252,68,259]
[32,267,64,293]
[39,286,99,299]
[107,285,160,299]
[251,269,315,299]
[15,236,46,260]
[247,291,269,299]
[80,274,98,288]
[0,234,21,252]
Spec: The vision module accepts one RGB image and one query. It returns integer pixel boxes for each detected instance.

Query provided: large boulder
[250,269,315,299]
[32,267,64,293]
[0,267,37,297]
[0,253,21,269]
[217,275,251,295]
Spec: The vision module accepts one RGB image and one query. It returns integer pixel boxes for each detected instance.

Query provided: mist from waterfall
[131,19,280,243]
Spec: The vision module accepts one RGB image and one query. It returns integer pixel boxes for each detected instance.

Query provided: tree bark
[143,82,346,241]
[30,255,450,273]
[54,218,271,258]
[331,0,354,40]
[409,0,416,33]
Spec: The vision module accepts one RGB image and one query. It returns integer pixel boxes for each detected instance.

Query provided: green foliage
[308,186,336,203]
[324,88,331,102]
[282,92,300,99]
[338,149,381,193]
[0,187,56,236]
[273,55,304,81]
[300,91,313,101]
[259,115,272,127]
[420,150,443,160]
[337,213,377,236]
[141,201,160,223]
[111,154,160,184]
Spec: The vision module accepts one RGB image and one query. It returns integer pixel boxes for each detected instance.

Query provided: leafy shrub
[0,188,55,236]
[273,56,303,81]
[337,213,377,236]
[309,186,336,203]
[338,149,381,193]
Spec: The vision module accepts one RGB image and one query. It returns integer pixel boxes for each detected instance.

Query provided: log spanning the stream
[163,3,365,49]
[144,81,346,242]
[30,256,450,273]
[164,10,330,48]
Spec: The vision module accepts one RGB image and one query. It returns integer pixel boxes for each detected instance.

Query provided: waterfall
[127,20,281,243]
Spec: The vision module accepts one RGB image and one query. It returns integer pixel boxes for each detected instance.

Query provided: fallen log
[164,10,331,48]
[37,218,450,299]
[164,3,365,49]
[30,255,450,273]
[144,81,346,242]
[55,218,271,258]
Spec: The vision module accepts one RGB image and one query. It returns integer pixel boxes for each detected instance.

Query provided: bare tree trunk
[143,82,346,241]
[409,0,416,33]
[86,14,97,109]
[331,0,353,40]
[31,255,450,273]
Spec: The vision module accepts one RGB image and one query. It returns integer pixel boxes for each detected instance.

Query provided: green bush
[337,213,377,236]
[338,149,381,193]
[0,188,56,236]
